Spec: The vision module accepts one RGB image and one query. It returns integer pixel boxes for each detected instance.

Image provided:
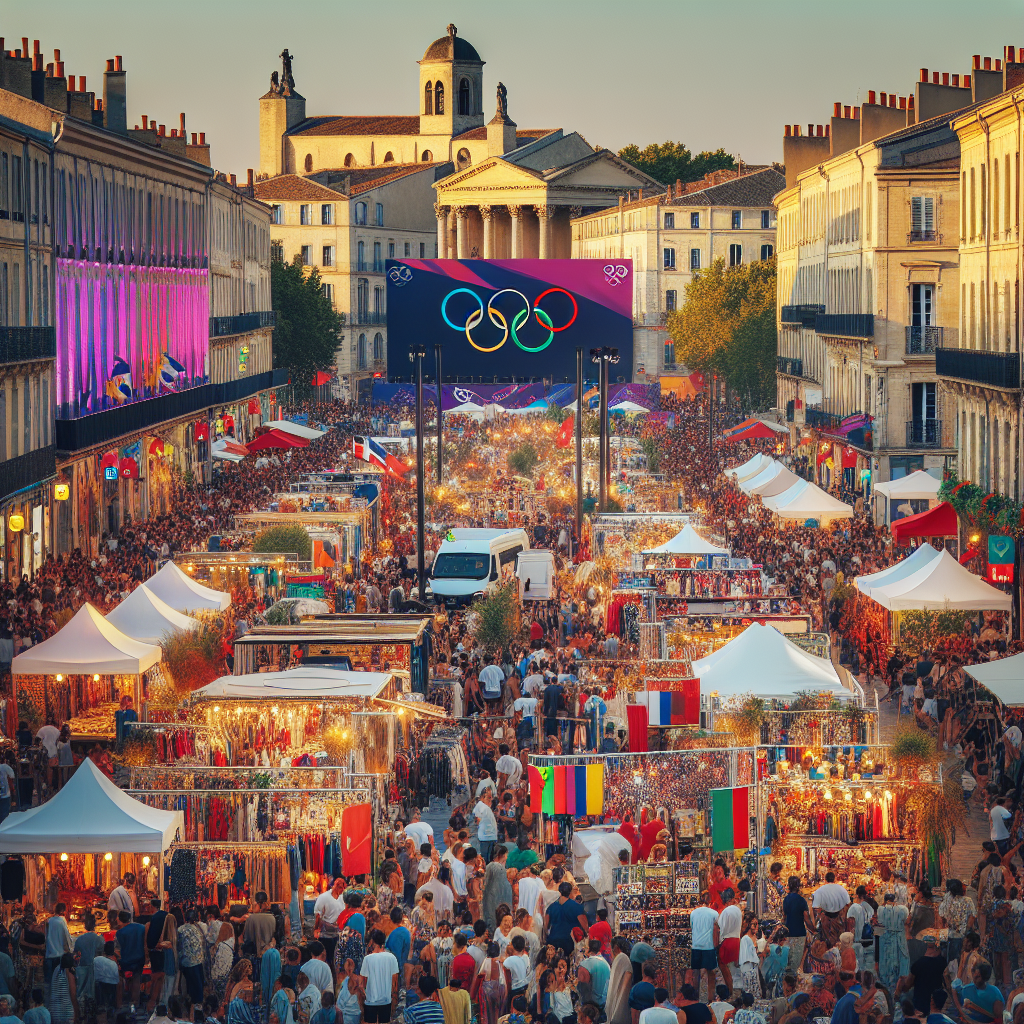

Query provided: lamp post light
[409,344,427,602]
[434,343,444,487]
[590,346,619,511]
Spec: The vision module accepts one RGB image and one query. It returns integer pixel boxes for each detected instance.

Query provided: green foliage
[889,728,936,765]
[252,524,312,561]
[507,443,539,477]
[617,141,735,186]
[271,256,343,391]
[17,688,41,732]
[939,472,1024,538]
[667,256,777,410]
[639,435,661,472]
[472,582,521,655]
[898,610,973,649]
[544,403,567,424]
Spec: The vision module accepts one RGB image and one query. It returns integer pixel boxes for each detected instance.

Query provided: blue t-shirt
[957,984,1003,1023]
[545,898,583,944]
[116,922,145,965]
[404,1001,445,1024]
[831,993,858,1024]
[385,925,411,967]
[347,913,366,940]
[23,1008,50,1024]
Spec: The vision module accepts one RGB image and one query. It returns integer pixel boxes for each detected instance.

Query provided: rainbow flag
[710,786,750,852]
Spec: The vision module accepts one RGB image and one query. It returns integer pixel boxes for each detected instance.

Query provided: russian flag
[352,436,409,477]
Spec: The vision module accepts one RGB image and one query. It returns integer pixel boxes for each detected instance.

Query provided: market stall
[105,584,201,645]
[725,452,773,481]
[0,758,183,919]
[233,510,372,576]
[173,551,301,601]
[762,479,854,523]
[963,652,1024,706]
[873,470,942,525]
[890,501,958,547]
[144,560,232,613]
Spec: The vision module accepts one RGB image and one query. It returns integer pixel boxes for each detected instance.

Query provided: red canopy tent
[891,501,958,546]
[725,421,781,443]
[246,429,309,452]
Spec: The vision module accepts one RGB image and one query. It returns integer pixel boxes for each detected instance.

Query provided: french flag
[353,436,409,477]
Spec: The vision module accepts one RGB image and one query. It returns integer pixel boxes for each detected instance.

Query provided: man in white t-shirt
[36,722,60,759]
[523,668,544,698]
[0,758,17,821]
[688,894,720,994]
[991,796,1013,854]
[473,789,498,863]
[313,877,345,963]
[404,810,434,849]
[496,744,522,790]
[475,771,497,800]
[501,934,531,998]
[358,930,399,1024]
[517,867,546,917]
[811,870,851,942]
[845,886,871,969]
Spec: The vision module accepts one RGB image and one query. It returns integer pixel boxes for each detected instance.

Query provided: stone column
[455,207,469,259]
[479,205,493,259]
[535,204,554,259]
[434,203,449,258]
[507,205,522,259]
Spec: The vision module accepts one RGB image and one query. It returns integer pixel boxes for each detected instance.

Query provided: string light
[142,856,151,867]
[56,674,63,682]
[60,853,68,861]
[104,853,113,862]
[823,790,833,801]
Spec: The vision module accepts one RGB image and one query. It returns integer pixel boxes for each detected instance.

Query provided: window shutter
[923,197,934,233]
[911,197,921,231]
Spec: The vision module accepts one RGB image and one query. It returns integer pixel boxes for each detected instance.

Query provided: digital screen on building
[385,259,633,381]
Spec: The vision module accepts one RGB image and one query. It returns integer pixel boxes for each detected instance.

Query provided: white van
[428,528,530,608]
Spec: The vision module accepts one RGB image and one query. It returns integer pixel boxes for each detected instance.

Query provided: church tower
[418,25,485,139]
[259,49,306,177]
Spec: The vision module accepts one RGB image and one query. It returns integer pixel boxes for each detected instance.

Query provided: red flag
[556,415,574,448]
[341,803,372,876]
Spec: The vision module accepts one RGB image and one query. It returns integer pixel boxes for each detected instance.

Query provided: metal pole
[598,356,609,511]
[435,343,444,487]
[575,348,583,537]
[412,345,427,600]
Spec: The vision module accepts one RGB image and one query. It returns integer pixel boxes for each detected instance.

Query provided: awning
[891,501,958,545]
[247,429,310,452]
[726,420,787,442]
[963,653,1024,706]
[873,471,942,501]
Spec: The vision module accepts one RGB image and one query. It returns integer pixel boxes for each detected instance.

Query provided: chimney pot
[191,132,197,144]
[115,55,122,71]
[142,114,149,129]
[32,39,39,55]
[942,72,949,85]
[952,73,960,86]
[1006,45,1016,63]
[170,129,177,137]
[247,168,254,188]
[824,124,830,137]
[843,106,851,118]
[68,75,76,92]
[808,123,814,135]
[179,112,185,134]
[853,108,859,119]
[45,63,53,76]
[932,71,939,84]
[908,95,915,108]
[995,58,1002,71]
[890,94,897,107]
[158,124,165,136]
[964,74,971,88]
[899,95,907,109]
[984,56,992,69]
[94,98,103,112]
[79,75,85,91]
[56,61,64,77]
[53,48,59,61]
[230,173,237,186]
[833,101,842,116]
[14,50,21,59]
[973,54,981,69]
[21,37,28,55]
[919,68,928,82]
[784,124,792,137]
[32,53,41,71]
[199,131,206,144]
[881,91,888,105]
[106,58,115,72]
[868,90,876,104]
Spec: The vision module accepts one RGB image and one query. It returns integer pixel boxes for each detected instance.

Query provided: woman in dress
[293,971,321,1024]
[411,891,439,980]
[211,924,239,1005]
[158,908,179,1005]
[837,933,858,974]
[472,941,509,1024]
[271,975,295,1024]
[761,925,790,997]
[534,871,559,941]
[906,885,937,963]
[334,960,361,1024]
[494,910,514,955]
[984,885,1019,985]
[802,938,839,990]
[545,957,576,1024]
[17,906,45,1000]
[429,922,455,988]
[49,952,79,1024]
[978,853,1005,944]
[738,915,762,996]
[875,893,910,992]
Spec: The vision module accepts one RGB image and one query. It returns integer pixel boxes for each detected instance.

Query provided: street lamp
[434,343,444,487]
[409,344,427,601]
[590,346,619,511]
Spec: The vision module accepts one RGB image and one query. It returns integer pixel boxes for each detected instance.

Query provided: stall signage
[987,563,1014,583]
[989,535,1015,565]
[104,466,119,481]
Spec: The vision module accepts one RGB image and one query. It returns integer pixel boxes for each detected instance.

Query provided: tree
[252,524,312,561]
[617,141,735,187]
[666,256,777,410]
[507,443,539,477]
[271,256,343,391]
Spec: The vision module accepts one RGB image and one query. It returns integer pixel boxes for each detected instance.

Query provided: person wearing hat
[895,935,946,1016]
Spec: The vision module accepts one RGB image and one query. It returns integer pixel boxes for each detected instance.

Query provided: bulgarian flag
[528,763,604,815]
[710,786,750,853]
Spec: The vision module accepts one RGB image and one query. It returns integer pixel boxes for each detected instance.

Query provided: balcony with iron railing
[210,311,277,337]
[804,405,844,430]
[372,260,385,273]
[906,419,943,448]
[780,304,824,326]
[0,326,56,365]
[355,312,387,325]
[935,348,1021,390]
[777,356,804,378]
[814,313,874,338]
[907,230,939,243]
[905,325,943,355]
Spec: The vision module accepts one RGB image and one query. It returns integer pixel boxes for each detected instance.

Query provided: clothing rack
[166,841,289,907]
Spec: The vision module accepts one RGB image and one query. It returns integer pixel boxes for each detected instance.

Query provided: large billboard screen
[385,258,633,382]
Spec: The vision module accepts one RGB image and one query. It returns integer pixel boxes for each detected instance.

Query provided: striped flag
[635,682,699,726]
[710,787,750,853]
[528,763,605,815]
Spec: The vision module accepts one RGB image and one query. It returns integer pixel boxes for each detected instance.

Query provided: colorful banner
[371,381,660,411]
[710,787,750,853]
[989,536,1015,565]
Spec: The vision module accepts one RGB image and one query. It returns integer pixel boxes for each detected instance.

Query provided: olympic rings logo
[441,287,578,353]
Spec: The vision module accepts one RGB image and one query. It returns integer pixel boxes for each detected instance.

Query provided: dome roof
[422,32,482,63]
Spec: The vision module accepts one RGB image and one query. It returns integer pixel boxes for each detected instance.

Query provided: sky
[8,0,1021,175]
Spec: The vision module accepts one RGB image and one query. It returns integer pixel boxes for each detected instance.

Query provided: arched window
[458,78,470,116]
[304,153,313,173]
[344,153,355,168]
[421,150,432,162]
[373,333,384,361]
[355,203,367,225]
[434,81,444,115]
[357,334,368,370]
[456,148,471,170]
[424,82,433,115]
[383,152,394,164]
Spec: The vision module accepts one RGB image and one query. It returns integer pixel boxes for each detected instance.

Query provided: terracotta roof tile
[252,175,344,201]
[667,168,787,207]
[452,127,554,143]
[346,164,434,194]
[289,115,421,137]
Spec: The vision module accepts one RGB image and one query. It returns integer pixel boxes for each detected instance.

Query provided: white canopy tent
[865,548,1012,611]
[726,452,772,481]
[691,622,854,698]
[264,419,326,440]
[105,585,201,645]
[144,561,231,613]
[762,478,853,521]
[855,543,942,600]
[963,654,1024,706]
[11,603,161,676]
[610,400,648,413]
[873,471,942,501]
[643,524,730,557]
[0,758,183,852]
[740,461,799,496]
[449,402,486,417]
[191,666,394,701]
